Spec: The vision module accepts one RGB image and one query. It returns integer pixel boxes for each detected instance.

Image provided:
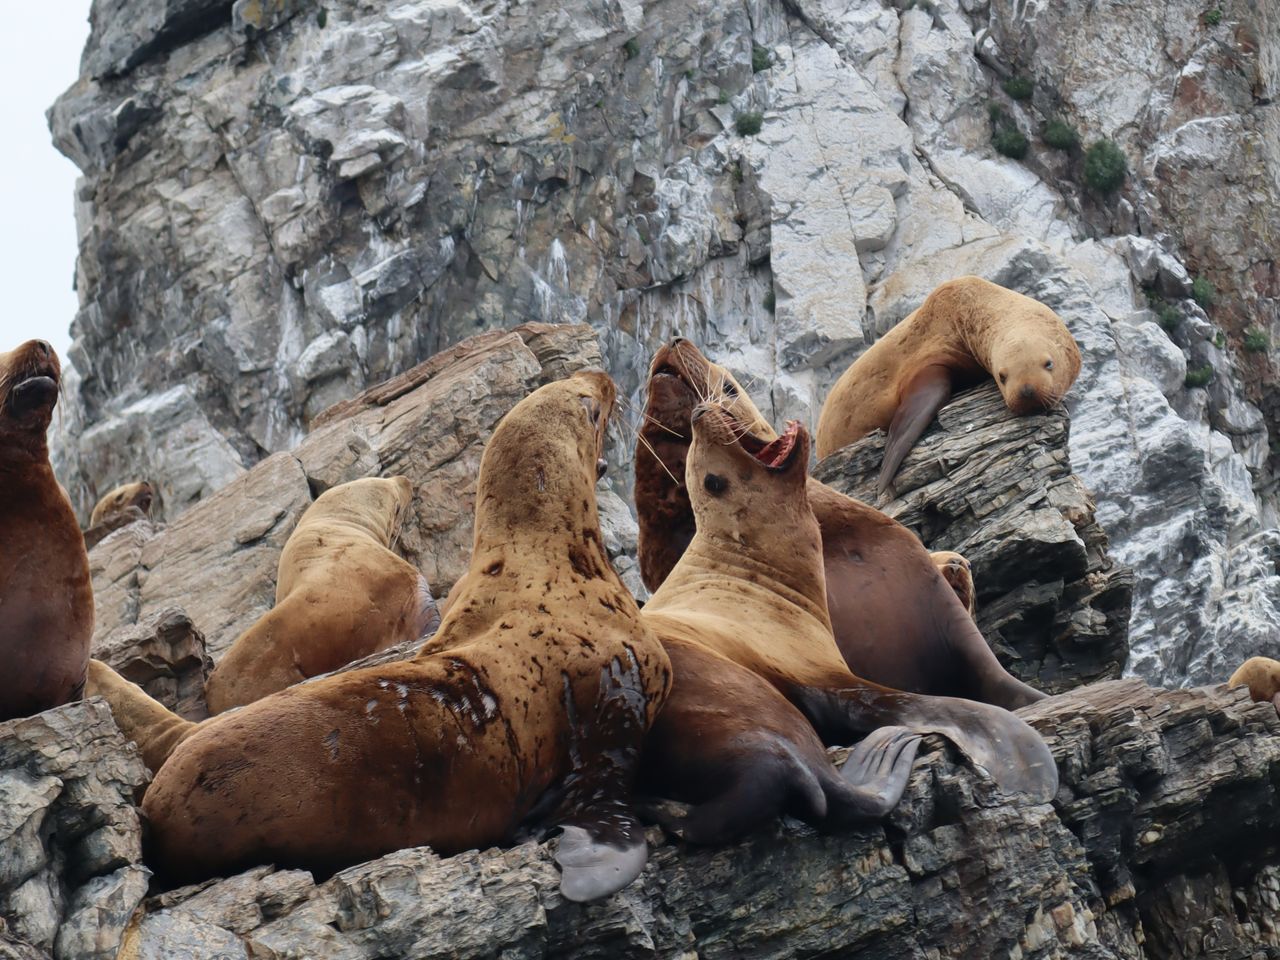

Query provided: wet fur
[127,374,672,901]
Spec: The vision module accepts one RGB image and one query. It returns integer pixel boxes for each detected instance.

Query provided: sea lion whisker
[629,418,681,486]
[617,392,681,438]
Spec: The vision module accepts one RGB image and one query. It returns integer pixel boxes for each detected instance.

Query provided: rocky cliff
[2,326,1278,958]
[44,0,1280,690]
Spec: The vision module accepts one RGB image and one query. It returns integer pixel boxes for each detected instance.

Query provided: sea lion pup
[642,400,1057,801]
[635,338,1042,710]
[931,550,976,617]
[0,339,93,721]
[89,480,155,526]
[204,476,439,714]
[1228,657,1280,713]
[640,636,921,844]
[138,372,672,903]
[815,276,1082,492]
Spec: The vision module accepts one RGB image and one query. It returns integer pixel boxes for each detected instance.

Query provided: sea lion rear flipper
[792,683,1058,802]
[833,725,921,819]
[879,365,953,493]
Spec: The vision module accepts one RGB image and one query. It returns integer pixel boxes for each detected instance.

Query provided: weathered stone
[816,383,1133,693]
[0,702,149,960]
[92,610,211,720]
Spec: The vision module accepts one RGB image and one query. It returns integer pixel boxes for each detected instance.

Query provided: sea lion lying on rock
[92,373,674,902]
[1228,657,1280,713]
[635,338,1042,710]
[641,399,1057,802]
[90,480,155,526]
[204,476,439,713]
[0,339,93,721]
[816,276,1081,492]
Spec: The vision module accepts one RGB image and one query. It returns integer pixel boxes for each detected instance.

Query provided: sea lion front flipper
[87,659,198,775]
[555,826,647,902]
[878,364,953,493]
[833,725,921,819]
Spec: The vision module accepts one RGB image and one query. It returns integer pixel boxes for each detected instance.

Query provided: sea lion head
[0,340,61,452]
[475,370,616,541]
[637,340,775,590]
[931,550,976,617]
[306,476,415,547]
[687,400,811,542]
[90,480,156,527]
[989,306,1081,416]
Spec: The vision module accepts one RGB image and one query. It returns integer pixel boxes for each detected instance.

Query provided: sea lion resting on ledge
[635,338,1042,711]
[204,476,440,714]
[0,339,93,721]
[90,373,673,902]
[815,276,1081,492]
[90,480,155,526]
[1228,657,1280,713]
[642,402,1057,802]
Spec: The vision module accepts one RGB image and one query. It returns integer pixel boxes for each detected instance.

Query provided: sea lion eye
[704,473,728,495]
[723,381,738,396]
[1044,359,1054,371]
[596,458,607,479]
[999,371,1008,385]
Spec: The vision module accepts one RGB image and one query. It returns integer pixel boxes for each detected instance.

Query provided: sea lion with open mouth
[641,399,1057,802]
[0,339,92,721]
[635,338,1042,711]
[99,373,672,902]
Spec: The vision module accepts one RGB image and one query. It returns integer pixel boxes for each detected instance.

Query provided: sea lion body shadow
[0,340,92,721]
[97,373,671,902]
[815,276,1082,492]
[642,401,1057,805]
[204,476,439,714]
[635,338,1041,711]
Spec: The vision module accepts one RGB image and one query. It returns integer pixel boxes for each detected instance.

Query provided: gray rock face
[816,384,1133,693]
[9,680,1280,958]
[0,702,149,960]
[43,0,1280,685]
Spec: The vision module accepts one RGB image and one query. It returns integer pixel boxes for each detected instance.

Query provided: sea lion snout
[2,340,63,422]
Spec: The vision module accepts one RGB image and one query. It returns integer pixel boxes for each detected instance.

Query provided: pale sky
[0,5,91,361]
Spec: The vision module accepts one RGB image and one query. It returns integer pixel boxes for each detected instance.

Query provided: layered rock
[0,702,149,960]
[6,680,1279,958]
[815,383,1133,693]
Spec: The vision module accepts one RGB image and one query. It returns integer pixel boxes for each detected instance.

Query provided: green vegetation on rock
[735,111,763,136]
[1244,329,1269,353]
[1191,276,1216,309]
[1185,365,1214,388]
[1002,76,1034,100]
[1083,139,1126,193]
[1042,120,1079,151]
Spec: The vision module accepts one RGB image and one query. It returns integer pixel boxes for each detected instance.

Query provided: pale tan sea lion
[0,339,93,721]
[815,276,1082,491]
[931,550,976,617]
[89,480,155,526]
[100,373,671,902]
[204,476,439,714]
[1228,657,1280,713]
[642,401,1057,801]
[635,338,1042,710]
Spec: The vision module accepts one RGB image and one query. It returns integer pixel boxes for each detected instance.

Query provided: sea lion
[640,636,921,844]
[0,339,93,721]
[204,476,439,714]
[815,276,1082,491]
[89,480,155,526]
[129,372,671,902]
[635,338,1042,710]
[86,659,197,774]
[932,551,976,617]
[1228,657,1280,712]
[642,400,1057,800]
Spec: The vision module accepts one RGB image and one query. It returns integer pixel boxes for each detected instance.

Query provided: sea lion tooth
[814,275,1082,491]
[0,339,92,721]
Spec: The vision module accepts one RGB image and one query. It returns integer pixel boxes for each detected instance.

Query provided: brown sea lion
[0,340,93,721]
[121,373,670,902]
[640,636,921,844]
[635,338,1042,710]
[204,476,439,714]
[931,550,976,618]
[815,276,1082,491]
[89,480,155,526]
[1228,657,1280,713]
[642,400,1057,801]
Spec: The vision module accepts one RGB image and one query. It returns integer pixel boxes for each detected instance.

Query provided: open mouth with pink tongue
[738,420,802,472]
